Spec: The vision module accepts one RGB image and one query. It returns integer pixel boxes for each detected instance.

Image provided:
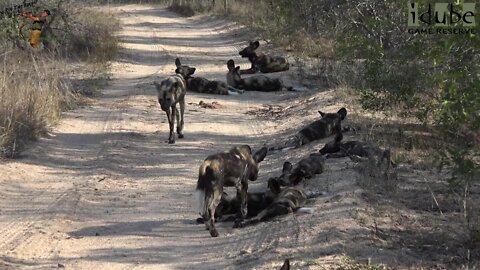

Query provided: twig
[423,177,444,217]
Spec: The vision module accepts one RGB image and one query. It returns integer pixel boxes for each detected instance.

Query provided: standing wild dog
[196,145,268,237]
[238,40,290,74]
[153,75,186,144]
[227,59,291,92]
[233,177,308,228]
[174,58,244,95]
[269,108,348,152]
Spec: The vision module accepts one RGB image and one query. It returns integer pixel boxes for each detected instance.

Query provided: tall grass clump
[0,52,74,157]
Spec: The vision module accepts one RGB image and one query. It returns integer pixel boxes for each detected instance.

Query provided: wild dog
[238,40,290,74]
[153,75,186,144]
[233,177,307,228]
[174,58,244,95]
[227,59,292,92]
[280,259,290,270]
[270,154,325,186]
[195,145,268,237]
[320,133,396,184]
[195,190,274,224]
[319,133,393,163]
[268,161,294,186]
[269,107,347,152]
[289,153,326,185]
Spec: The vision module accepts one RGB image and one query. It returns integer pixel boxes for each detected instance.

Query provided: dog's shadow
[68,219,194,238]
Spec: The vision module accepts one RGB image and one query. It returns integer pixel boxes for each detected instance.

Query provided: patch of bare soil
[0,4,477,270]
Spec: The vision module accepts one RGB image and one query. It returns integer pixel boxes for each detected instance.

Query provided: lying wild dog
[270,154,325,186]
[289,153,326,185]
[319,133,393,163]
[233,177,308,228]
[269,107,347,152]
[227,59,294,92]
[319,133,396,183]
[196,145,268,237]
[195,190,274,224]
[238,40,290,74]
[174,58,244,95]
[153,75,186,144]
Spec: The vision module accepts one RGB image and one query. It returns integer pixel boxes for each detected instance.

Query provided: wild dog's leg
[205,187,222,237]
[177,99,185,138]
[234,203,291,228]
[235,179,248,221]
[164,108,172,142]
[167,106,176,144]
[175,107,180,136]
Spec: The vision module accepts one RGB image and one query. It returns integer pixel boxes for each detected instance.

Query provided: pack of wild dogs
[153,41,395,246]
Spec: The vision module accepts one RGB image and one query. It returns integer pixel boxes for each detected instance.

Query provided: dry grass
[333,86,468,169]
[46,6,120,62]
[0,3,120,157]
[0,51,75,157]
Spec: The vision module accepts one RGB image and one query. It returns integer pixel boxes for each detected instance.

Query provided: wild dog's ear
[318,111,326,118]
[282,161,293,173]
[175,58,181,67]
[337,107,347,120]
[268,178,281,194]
[189,67,196,76]
[250,40,260,49]
[235,66,241,72]
[280,259,290,270]
[227,59,235,71]
[253,147,268,163]
[239,145,252,154]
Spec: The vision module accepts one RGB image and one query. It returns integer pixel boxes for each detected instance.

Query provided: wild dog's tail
[286,86,308,92]
[227,85,245,95]
[296,207,314,214]
[196,166,216,216]
[195,189,205,216]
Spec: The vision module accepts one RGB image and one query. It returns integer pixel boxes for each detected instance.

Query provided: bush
[0,0,120,157]
[0,52,75,157]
